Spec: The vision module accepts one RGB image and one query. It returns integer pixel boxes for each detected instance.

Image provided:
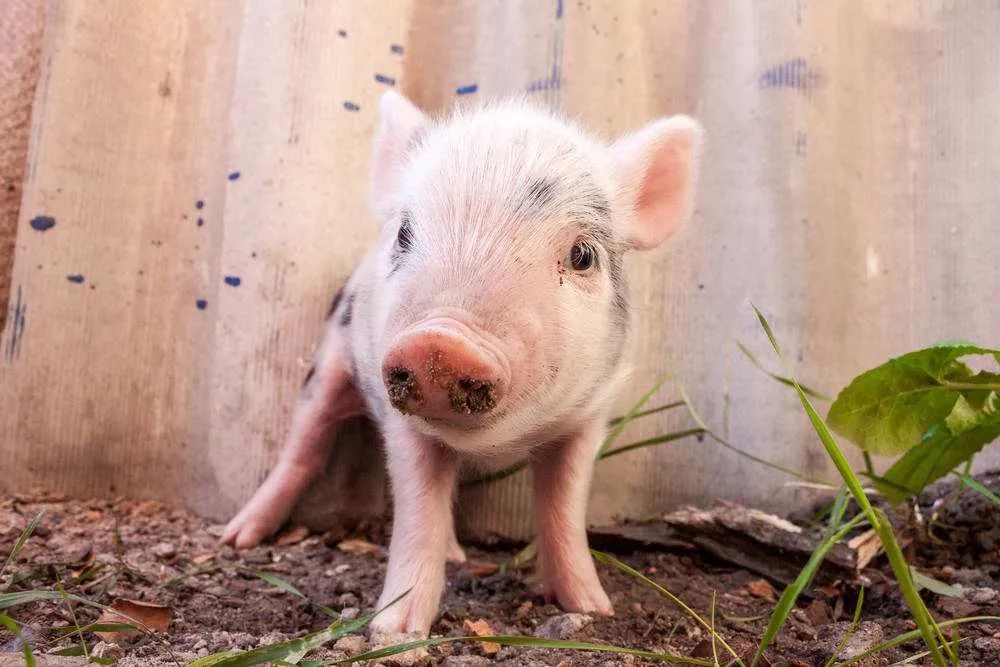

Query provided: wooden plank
[2,1,999,541]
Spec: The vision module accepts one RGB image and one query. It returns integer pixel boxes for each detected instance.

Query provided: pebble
[441,656,490,667]
[974,636,1000,652]
[334,634,368,655]
[151,541,177,559]
[535,612,592,640]
[337,592,360,607]
[967,587,998,604]
[369,630,427,665]
[334,563,352,574]
[340,606,360,620]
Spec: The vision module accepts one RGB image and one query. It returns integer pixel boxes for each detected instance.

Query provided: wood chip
[747,578,776,600]
[275,525,309,546]
[95,598,172,642]
[336,538,384,556]
[847,528,882,570]
[463,618,500,655]
[466,559,498,578]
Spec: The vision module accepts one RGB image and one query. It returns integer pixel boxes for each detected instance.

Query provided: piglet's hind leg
[222,321,363,549]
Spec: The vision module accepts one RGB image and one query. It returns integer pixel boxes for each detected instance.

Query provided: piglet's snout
[382,328,508,419]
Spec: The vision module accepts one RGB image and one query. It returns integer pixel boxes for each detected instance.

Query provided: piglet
[222,92,703,635]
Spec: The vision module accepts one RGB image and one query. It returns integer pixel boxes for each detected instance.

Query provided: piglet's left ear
[609,115,703,250]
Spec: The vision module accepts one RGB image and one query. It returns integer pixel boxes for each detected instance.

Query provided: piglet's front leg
[371,419,458,636]
[533,421,613,616]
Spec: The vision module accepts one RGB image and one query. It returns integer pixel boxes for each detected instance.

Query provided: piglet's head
[368,91,702,447]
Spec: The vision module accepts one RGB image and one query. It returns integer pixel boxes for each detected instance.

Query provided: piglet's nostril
[448,377,498,415]
[385,367,420,411]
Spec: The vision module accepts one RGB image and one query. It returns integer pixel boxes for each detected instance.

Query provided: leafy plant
[827,342,1000,502]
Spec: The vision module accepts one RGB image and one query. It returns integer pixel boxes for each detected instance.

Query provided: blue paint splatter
[758,58,822,91]
[4,285,26,363]
[228,171,241,181]
[456,83,478,95]
[224,275,241,287]
[527,58,561,93]
[556,0,563,18]
[338,29,347,37]
[67,274,85,284]
[29,215,56,231]
[195,200,205,209]
[197,217,204,227]
[196,299,208,310]
[343,101,360,112]
[390,43,404,54]
[374,73,396,86]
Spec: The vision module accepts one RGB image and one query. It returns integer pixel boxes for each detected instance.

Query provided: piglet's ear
[609,115,703,250]
[371,91,428,216]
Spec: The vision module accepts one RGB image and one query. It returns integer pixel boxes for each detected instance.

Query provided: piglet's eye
[568,240,597,272]
[396,216,414,253]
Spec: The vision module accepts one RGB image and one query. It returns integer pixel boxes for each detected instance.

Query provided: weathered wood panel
[2,1,999,541]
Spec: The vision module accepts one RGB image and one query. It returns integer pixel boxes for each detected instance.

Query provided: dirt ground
[1,475,999,666]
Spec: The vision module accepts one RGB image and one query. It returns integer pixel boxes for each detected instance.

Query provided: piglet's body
[223,93,703,635]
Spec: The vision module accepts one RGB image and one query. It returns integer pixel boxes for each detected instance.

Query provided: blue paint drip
[196,299,208,310]
[228,171,241,181]
[67,274,85,284]
[197,217,204,227]
[29,215,56,231]
[374,73,396,86]
[4,285,26,363]
[224,275,241,287]
[456,83,478,95]
[390,43,404,54]
[758,58,820,90]
[338,29,348,37]
[195,200,205,209]
[343,101,360,112]
[556,0,563,18]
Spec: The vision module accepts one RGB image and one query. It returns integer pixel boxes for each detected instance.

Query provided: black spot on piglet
[339,293,355,327]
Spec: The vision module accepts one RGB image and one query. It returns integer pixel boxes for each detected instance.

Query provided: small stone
[514,600,533,620]
[192,639,208,651]
[151,542,177,559]
[839,621,884,664]
[369,630,427,665]
[967,587,998,604]
[334,634,368,655]
[340,606,360,620]
[974,636,1000,652]
[334,563,352,574]
[337,592,360,607]
[91,640,124,659]
[441,656,490,667]
[536,612,592,640]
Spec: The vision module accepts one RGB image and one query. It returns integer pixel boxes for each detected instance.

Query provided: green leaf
[910,568,964,598]
[0,510,44,587]
[244,569,338,618]
[828,343,1000,455]
[955,471,1000,504]
[876,394,1000,502]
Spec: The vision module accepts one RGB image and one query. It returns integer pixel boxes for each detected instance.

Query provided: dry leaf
[95,598,173,642]
[70,549,97,579]
[276,525,309,546]
[466,560,498,578]
[747,578,776,600]
[463,618,500,655]
[336,538,384,556]
[847,528,882,570]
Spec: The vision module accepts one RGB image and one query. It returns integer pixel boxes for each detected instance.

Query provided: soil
[1,474,998,666]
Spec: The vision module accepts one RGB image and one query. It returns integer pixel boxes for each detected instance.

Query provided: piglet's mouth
[381,319,510,421]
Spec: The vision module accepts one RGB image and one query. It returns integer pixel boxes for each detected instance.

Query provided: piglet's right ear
[371,91,427,218]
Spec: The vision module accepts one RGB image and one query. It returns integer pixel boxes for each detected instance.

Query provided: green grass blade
[0,611,37,667]
[591,550,743,665]
[831,616,1000,667]
[498,540,537,574]
[677,379,827,485]
[321,635,714,666]
[737,342,831,400]
[244,569,338,617]
[596,428,705,460]
[752,514,865,667]
[0,510,43,587]
[608,401,686,426]
[751,304,948,667]
[954,471,1000,504]
[459,459,528,488]
[827,485,850,531]
[823,587,865,667]
[599,374,671,455]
